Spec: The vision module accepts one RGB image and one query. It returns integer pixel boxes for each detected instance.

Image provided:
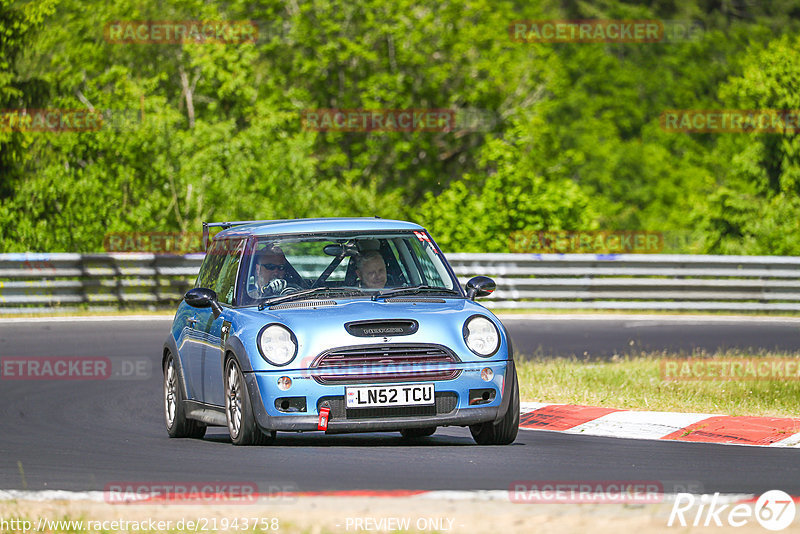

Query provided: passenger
[355,250,387,289]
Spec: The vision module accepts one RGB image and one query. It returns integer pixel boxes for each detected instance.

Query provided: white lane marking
[0,490,106,501]
[769,433,800,448]
[520,402,555,413]
[414,490,510,501]
[412,490,754,503]
[0,489,761,504]
[566,410,716,441]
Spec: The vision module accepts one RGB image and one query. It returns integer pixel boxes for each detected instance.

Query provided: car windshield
[241,231,461,305]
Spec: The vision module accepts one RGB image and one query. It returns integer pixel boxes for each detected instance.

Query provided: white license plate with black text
[346,384,435,408]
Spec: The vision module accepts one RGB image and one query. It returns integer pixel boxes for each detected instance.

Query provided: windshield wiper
[258,287,363,309]
[372,285,462,301]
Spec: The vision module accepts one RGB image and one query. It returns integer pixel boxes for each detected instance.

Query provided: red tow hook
[318,403,331,431]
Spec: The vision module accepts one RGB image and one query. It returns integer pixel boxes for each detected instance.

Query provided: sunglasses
[259,263,286,271]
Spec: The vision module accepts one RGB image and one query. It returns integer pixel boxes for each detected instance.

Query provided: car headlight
[257,324,297,366]
[463,315,500,357]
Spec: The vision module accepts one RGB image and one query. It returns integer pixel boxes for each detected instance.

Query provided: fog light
[274,396,306,412]
[469,388,496,405]
[481,367,493,381]
[277,376,292,390]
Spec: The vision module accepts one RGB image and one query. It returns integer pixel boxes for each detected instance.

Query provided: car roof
[214,217,425,240]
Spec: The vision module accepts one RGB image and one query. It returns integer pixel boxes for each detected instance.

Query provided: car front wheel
[224,357,275,446]
[164,353,206,439]
[469,373,519,445]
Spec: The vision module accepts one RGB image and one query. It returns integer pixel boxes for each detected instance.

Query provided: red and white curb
[520,402,800,447]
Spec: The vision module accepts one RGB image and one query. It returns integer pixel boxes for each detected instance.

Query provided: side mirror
[465,276,496,300]
[184,287,222,319]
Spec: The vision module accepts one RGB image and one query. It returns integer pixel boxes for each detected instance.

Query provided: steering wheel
[279,285,301,296]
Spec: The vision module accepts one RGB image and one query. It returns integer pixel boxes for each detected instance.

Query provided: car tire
[469,373,519,445]
[164,352,206,439]
[225,357,276,446]
[400,427,437,439]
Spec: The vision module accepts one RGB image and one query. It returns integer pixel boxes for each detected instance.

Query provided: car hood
[231,298,508,370]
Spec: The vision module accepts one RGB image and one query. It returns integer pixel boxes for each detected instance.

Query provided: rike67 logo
[669,490,796,531]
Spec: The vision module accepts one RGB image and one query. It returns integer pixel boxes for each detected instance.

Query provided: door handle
[187,316,198,326]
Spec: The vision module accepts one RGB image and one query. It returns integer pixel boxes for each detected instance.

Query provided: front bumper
[244,360,518,433]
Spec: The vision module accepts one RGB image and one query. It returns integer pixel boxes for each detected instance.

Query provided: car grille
[310,343,461,384]
[318,392,458,419]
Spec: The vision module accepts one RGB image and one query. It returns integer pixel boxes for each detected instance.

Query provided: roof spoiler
[200,217,386,250]
[201,220,273,251]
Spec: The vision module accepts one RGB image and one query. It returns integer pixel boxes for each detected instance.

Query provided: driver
[355,250,387,289]
[251,244,295,297]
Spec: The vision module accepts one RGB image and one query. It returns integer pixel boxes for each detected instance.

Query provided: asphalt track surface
[502,315,800,358]
[0,317,798,494]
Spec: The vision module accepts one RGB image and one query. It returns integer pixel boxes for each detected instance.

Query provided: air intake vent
[345,319,418,337]
[269,300,337,310]
[384,297,447,303]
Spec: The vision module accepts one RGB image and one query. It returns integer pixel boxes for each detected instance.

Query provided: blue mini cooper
[162,218,519,445]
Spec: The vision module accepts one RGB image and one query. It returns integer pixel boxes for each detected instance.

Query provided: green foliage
[419,118,596,252]
[0,0,58,200]
[1,0,800,254]
[696,34,800,254]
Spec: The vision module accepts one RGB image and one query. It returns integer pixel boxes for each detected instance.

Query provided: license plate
[346,384,435,408]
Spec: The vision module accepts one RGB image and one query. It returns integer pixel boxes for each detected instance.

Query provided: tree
[695,34,800,254]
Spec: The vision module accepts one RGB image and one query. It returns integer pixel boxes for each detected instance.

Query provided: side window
[386,240,410,284]
[406,237,447,287]
[195,241,226,289]
[214,240,244,305]
[326,258,349,282]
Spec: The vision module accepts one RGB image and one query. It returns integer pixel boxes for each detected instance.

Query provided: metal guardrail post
[80,254,91,308]
[152,254,161,305]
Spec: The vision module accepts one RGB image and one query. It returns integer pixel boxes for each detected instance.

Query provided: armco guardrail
[448,253,800,311]
[1,253,800,313]
[0,253,204,314]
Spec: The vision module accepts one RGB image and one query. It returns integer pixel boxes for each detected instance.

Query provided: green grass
[516,350,800,417]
